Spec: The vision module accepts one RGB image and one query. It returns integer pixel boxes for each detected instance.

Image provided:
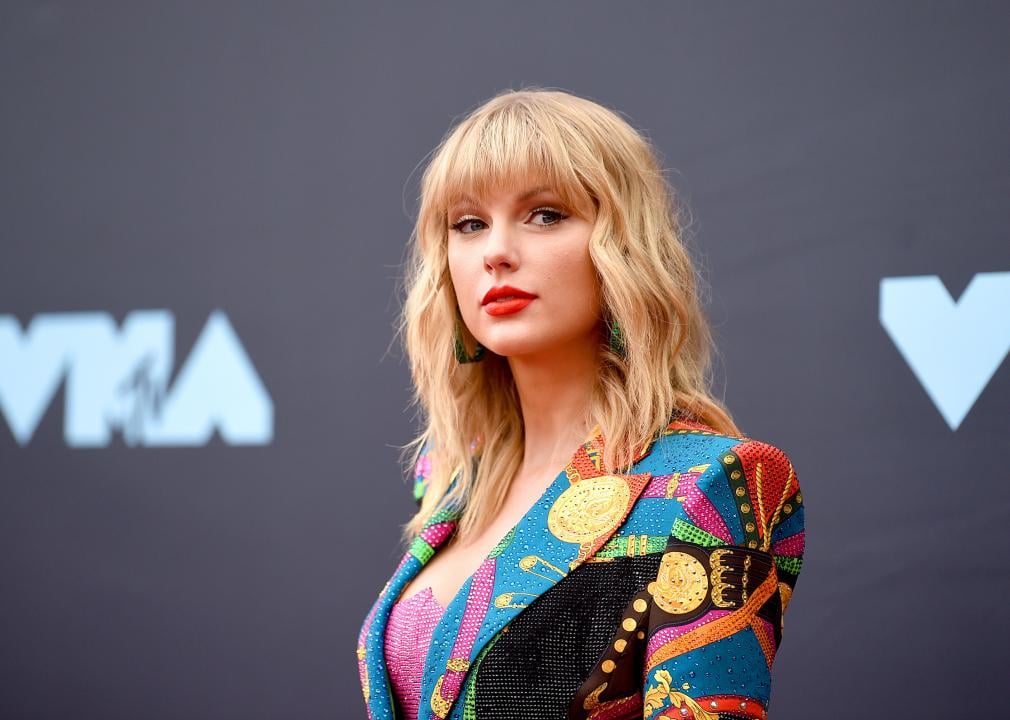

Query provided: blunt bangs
[433,104,598,222]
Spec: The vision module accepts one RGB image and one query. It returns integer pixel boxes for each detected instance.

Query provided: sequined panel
[385,587,446,720]
[471,553,664,720]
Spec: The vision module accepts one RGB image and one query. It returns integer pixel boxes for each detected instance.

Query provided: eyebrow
[451,186,557,209]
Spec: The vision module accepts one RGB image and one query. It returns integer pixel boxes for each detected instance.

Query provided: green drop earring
[607,318,627,358]
[453,308,486,364]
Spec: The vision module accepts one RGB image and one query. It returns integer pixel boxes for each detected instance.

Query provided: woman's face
[447,178,601,361]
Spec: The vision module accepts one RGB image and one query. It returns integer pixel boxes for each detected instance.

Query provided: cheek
[446,247,469,293]
[550,245,600,310]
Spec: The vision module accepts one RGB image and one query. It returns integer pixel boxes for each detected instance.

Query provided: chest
[399,476,553,608]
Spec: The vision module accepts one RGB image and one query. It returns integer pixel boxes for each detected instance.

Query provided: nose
[482,219,519,272]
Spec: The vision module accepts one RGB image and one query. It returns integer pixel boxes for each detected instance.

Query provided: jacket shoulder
[632,424,804,554]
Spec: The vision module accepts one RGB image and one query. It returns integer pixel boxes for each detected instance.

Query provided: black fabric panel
[472,553,664,719]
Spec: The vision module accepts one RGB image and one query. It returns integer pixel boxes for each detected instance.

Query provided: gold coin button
[622,617,637,632]
[547,476,631,544]
[651,551,709,615]
[633,598,648,613]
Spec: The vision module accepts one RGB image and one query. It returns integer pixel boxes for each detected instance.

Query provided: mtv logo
[0,309,273,447]
[880,271,1010,431]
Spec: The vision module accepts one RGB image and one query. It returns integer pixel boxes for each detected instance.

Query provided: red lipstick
[482,285,536,317]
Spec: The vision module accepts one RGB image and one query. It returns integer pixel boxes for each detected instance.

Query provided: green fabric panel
[670,517,724,547]
[775,554,803,575]
[595,534,668,558]
[408,537,434,564]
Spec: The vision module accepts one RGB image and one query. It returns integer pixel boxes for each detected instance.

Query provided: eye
[529,206,569,227]
[448,206,570,234]
[449,215,486,234]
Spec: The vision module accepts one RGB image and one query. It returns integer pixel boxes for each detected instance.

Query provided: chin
[485,338,560,359]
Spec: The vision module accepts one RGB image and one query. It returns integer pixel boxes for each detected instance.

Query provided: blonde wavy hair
[395,87,740,547]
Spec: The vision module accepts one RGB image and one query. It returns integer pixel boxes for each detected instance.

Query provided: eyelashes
[449,206,570,234]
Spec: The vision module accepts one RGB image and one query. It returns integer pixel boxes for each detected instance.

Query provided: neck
[507,337,600,481]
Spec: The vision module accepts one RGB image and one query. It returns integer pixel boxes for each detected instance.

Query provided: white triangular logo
[880,271,1010,430]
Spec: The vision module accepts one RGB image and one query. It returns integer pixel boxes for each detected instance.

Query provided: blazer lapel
[358,424,661,720]
[422,425,659,720]
[357,483,464,719]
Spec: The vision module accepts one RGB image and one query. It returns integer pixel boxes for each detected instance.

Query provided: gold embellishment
[633,598,648,613]
[643,669,717,720]
[742,554,751,603]
[757,460,796,551]
[650,551,709,614]
[614,638,627,652]
[518,555,567,583]
[494,591,538,609]
[665,474,681,499]
[583,681,608,711]
[709,548,736,608]
[428,658,470,718]
[779,581,793,612]
[431,675,451,718]
[601,659,616,673]
[548,476,631,544]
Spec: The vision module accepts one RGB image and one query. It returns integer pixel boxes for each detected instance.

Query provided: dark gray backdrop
[2,2,1008,718]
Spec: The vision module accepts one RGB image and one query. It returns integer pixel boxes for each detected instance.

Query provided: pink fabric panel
[384,587,446,720]
[772,530,805,557]
[645,608,733,659]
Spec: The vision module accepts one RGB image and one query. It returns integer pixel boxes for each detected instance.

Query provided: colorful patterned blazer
[356,417,806,720]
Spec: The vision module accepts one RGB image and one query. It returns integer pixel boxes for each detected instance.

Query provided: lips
[481,285,537,305]
[483,296,534,317]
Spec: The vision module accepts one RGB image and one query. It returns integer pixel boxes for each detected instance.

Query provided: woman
[356,88,806,720]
